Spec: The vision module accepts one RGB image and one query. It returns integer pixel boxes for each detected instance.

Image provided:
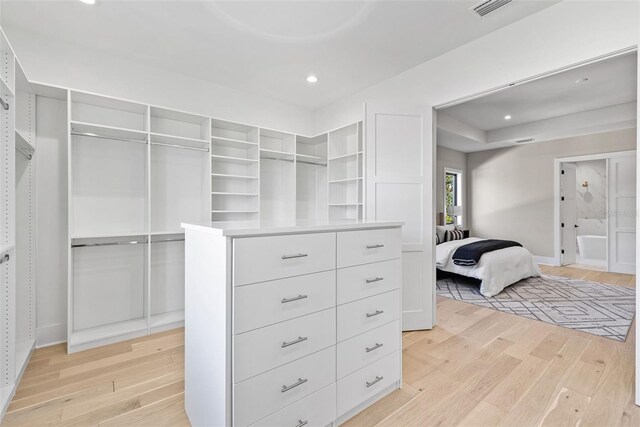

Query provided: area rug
[436,274,635,341]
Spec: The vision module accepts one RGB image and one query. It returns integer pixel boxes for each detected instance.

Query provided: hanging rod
[152,238,185,244]
[260,156,326,166]
[0,97,9,111]
[0,253,9,265]
[151,141,209,152]
[72,239,149,248]
[71,131,148,145]
[16,146,32,160]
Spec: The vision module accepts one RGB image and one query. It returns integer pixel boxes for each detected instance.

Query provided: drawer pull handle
[365,277,384,284]
[282,253,308,260]
[366,309,384,318]
[366,244,384,249]
[366,343,384,353]
[366,376,384,388]
[0,254,9,265]
[281,336,308,348]
[281,377,308,393]
[281,294,308,304]
[296,420,309,427]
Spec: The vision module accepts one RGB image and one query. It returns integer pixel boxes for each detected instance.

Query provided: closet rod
[152,238,186,244]
[0,97,9,111]
[71,131,148,145]
[16,146,32,160]
[151,141,209,152]
[260,155,327,166]
[72,240,149,248]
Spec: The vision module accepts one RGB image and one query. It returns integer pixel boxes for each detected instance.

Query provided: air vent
[515,138,534,144]
[472,0,513,17]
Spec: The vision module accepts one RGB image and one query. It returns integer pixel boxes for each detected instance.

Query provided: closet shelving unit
[1,27,36,419]
[62,86,363,351]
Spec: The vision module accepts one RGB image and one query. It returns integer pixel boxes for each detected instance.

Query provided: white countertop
[181,220,403,237]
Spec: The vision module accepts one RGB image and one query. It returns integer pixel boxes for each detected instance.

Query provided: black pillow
[445,229,465,242]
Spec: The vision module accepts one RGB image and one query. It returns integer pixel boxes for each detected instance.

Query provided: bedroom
[432,51,636,335]
[0,1,639,426]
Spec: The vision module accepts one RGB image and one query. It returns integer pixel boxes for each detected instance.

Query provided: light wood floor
[3,266,637,426]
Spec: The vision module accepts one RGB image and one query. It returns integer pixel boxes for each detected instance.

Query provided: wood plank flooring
[4,265,637,426]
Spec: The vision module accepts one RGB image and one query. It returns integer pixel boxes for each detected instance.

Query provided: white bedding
[436,237,541,297]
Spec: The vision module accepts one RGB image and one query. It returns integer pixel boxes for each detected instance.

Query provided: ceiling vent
[515,138,535,144]
[472,0,513,17]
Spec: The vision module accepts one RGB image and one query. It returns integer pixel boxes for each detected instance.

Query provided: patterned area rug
[436,274,635,341]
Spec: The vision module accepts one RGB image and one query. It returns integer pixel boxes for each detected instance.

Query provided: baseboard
[534,256,558,266]
[36,323,67,348]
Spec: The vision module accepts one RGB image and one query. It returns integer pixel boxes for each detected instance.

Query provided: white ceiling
[1,0,558,110]
[438,52,638,151]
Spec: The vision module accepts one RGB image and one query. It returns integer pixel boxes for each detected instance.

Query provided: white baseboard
[36,323,67,348]
[534,256,558,266]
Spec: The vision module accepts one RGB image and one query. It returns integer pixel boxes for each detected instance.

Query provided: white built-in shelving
[1,29,36,421]
[63,91,362,353]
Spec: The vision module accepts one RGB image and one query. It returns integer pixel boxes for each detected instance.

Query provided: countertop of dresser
[181,220,404,237]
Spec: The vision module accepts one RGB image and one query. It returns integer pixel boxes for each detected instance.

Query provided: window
[445,169,463,226]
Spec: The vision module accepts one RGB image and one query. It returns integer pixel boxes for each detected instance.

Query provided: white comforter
[436,237,541,297]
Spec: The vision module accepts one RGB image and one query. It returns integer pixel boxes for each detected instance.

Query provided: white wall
[35,96,68,346]
[436,145,466,226]
[3,26,315,136]
[466,129,636,258]
[314,1,639,133]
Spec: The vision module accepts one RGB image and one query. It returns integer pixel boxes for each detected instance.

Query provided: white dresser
[182,221,403,427]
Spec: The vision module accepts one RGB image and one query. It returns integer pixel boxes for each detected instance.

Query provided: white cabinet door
[364,104,433,330]
[608,155,636,274]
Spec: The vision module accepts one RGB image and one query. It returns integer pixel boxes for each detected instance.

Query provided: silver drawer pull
[281,294,308,304]
[366,343,384,353]
[0,254,9,265]
[366,376,384,388]
[366,244,384,249]
[282,253,308,260]
[366,309,384,318]
[281,336,308,348]
[365,277,384,284]
[296,420,309,427]
[281,377,308,393]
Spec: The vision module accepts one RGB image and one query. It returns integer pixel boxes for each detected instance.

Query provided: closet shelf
[71,231,149,241]
[70,121,148,143]
[212,136,258,149]
[0,75,14,97]
[328,203,363,206]
[211,192,259,196]
[211,154,258,164]
[211,173,259,180]
[150,132,209,146]
[150,230,185,236]
[328,151,362,162]
[69,318,148,348]
[150,310,185,329]
[329,177,363,184]
[15,129,35,152]
[0,243,15,255]
[212,210,259,214]
[260,148,295,161]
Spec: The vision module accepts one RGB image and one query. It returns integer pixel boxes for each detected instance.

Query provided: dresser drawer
[337,351,400,417]
[234,308,336,383]
[337,228,401,268]
[234,347,335,427]
[337,259,400,305]
[235,271,336,334]
[337,320,400,379]
[251,383,336,427]
[233,233,336,286]
[337,290,400,342]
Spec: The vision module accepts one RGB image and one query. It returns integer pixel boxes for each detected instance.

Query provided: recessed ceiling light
[504,115,512,120]
[306,75,318,84]
[575,77,589,84]
[79,0,96,4]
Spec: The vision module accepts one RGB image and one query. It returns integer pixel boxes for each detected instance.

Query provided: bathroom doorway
[556,150,636,273]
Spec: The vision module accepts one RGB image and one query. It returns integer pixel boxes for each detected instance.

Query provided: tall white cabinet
[0,29,36,418]
[64,89,364,352]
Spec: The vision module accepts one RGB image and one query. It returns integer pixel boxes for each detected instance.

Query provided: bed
[436,237,541,297]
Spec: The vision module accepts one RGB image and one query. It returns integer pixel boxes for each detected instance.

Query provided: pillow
[445,229,465,242]
[436,225,455,244]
